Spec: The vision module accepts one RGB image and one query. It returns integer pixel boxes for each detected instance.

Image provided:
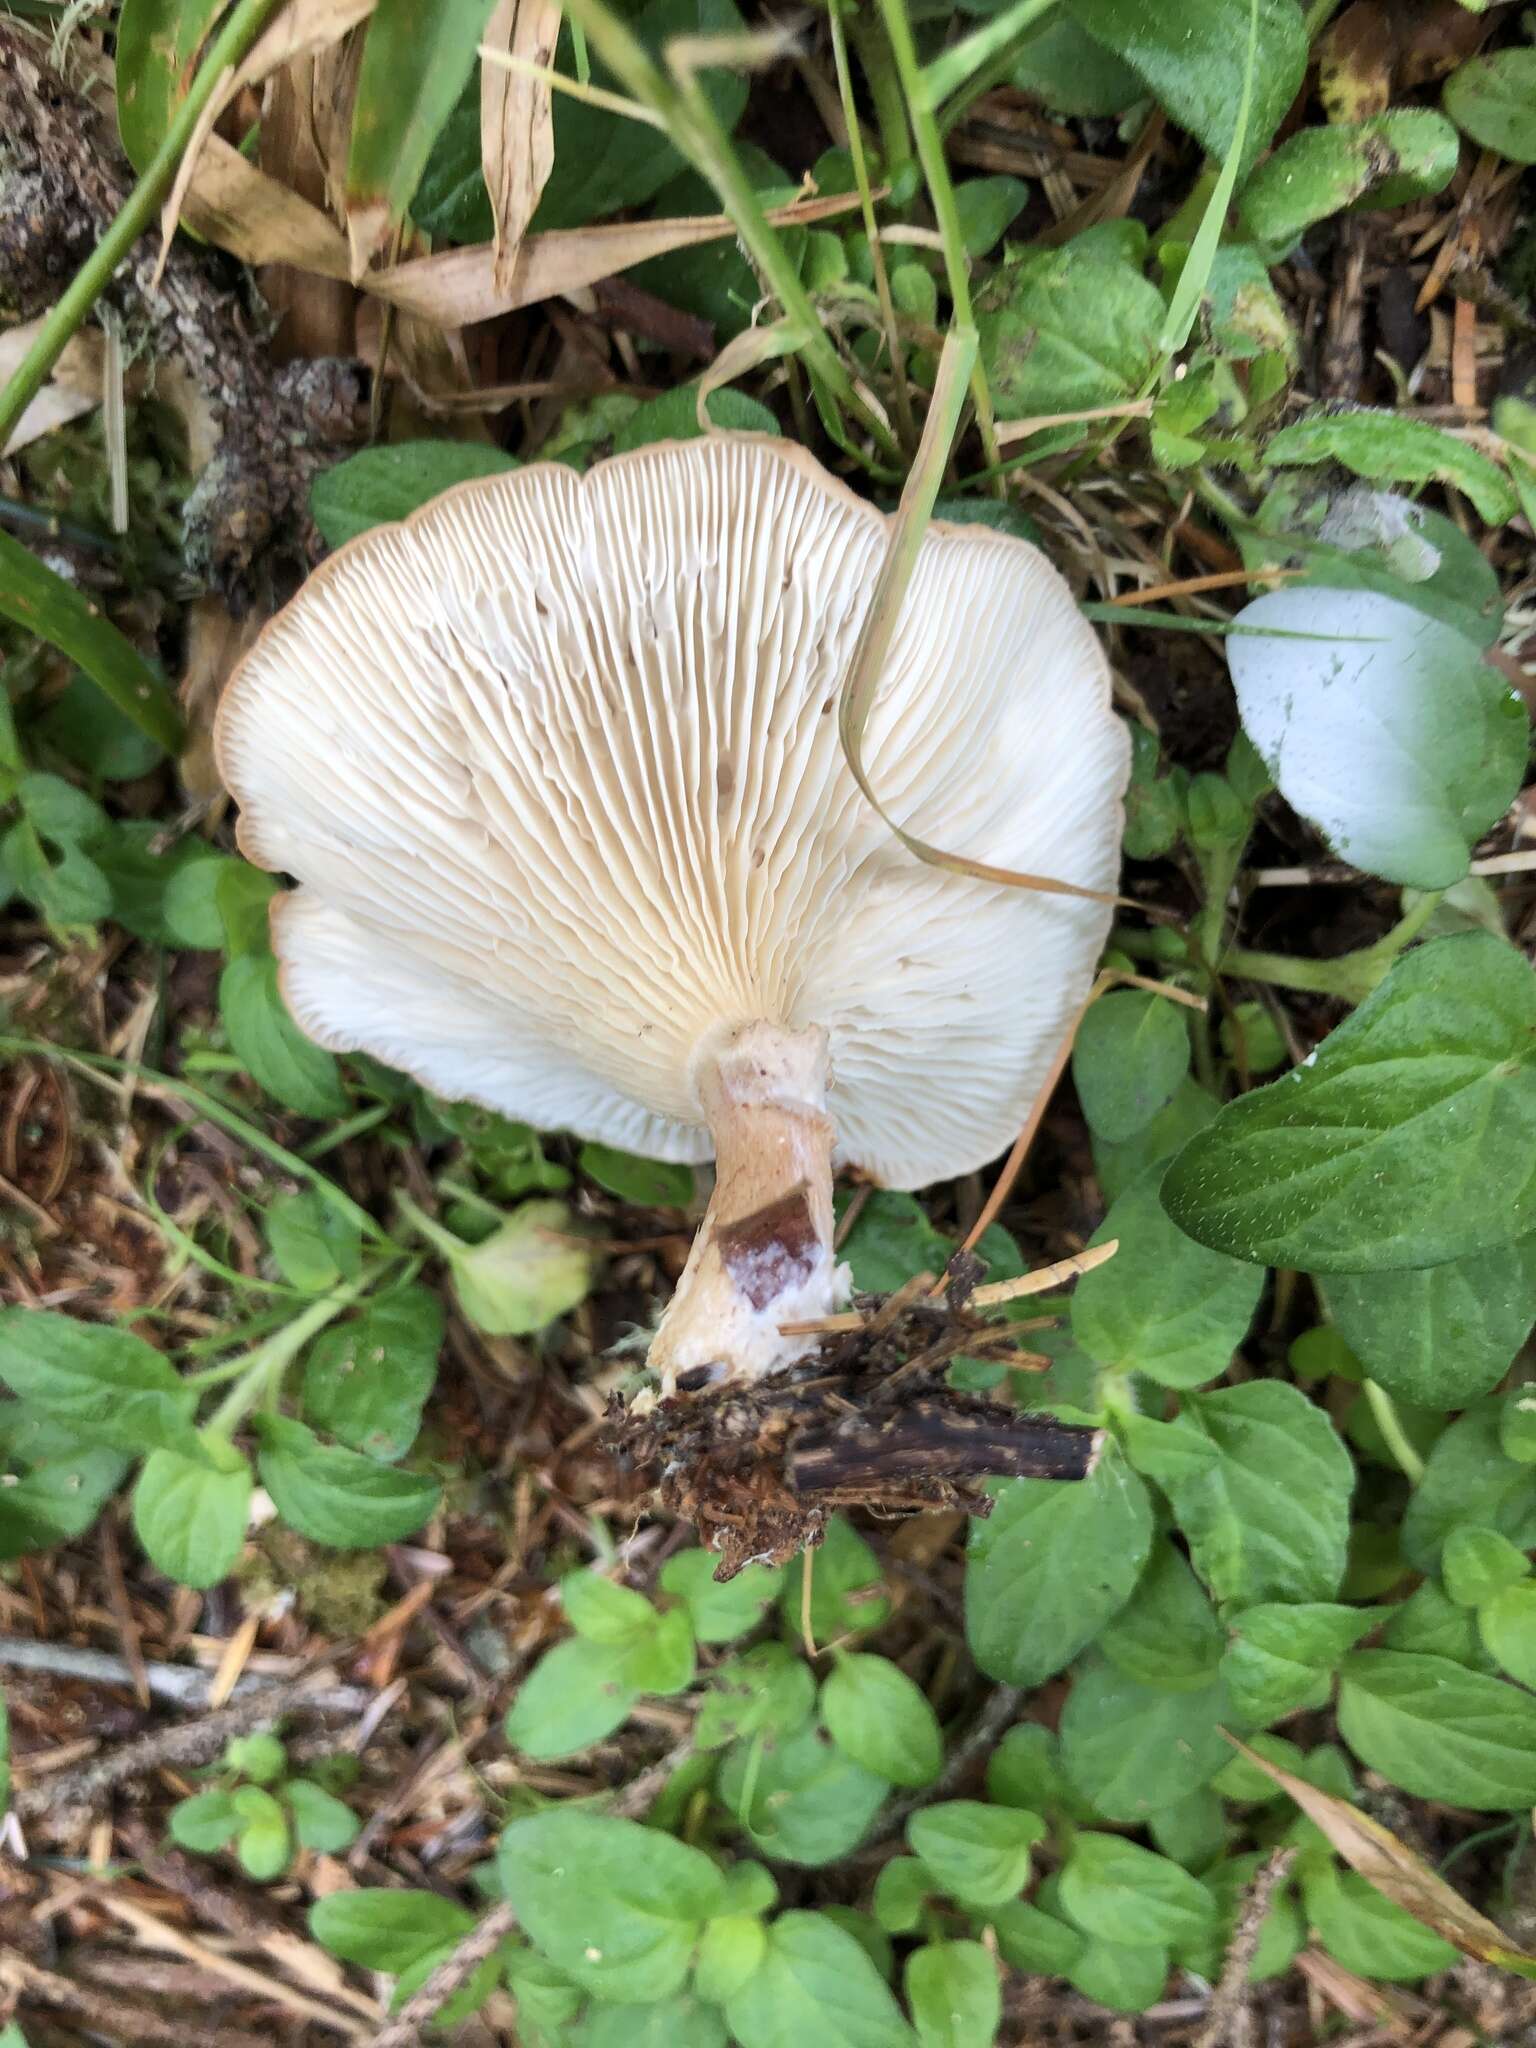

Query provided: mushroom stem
[652,1021,844,1393]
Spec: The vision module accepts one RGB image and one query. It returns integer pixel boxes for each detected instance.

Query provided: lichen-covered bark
[0,24,366,604]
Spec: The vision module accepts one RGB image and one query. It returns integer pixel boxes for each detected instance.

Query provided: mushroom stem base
[650,1020,842,1394]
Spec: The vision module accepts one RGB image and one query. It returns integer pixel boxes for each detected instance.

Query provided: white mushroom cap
[217,436,1127,1191]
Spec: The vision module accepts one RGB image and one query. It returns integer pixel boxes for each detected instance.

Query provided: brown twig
[10,1667,365,1818]
[1192,1845,1299,2048]
[0,1951,245,2048]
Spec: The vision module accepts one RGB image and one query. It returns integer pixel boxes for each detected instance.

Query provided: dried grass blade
[836,328,1123,909]
[482,0,564,294]
[365,187,867,324]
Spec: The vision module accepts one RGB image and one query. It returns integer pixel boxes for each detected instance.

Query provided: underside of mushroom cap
[216,435,1127,1189]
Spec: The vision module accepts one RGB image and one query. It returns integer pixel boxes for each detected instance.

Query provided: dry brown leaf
[182,132,353,278]
[1226,1736,1536,1981]
[366,187,867,324]
[0,323,104,455]
[258,62,358,359]
[1318,0,1395,122]
[482,0,563,295]
[234,0,376,95]
[154,63,235,288]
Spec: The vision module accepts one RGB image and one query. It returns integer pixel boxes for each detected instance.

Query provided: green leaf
[1007,10,1143,116]
[611,387,780,454]
[1059,1834,1216,1952]
[1072,992,1191,1143]
[505,1635,638,1758]
[953,177,1029,259]
[1150,1789,1229,1872]
[577,1998,728,2048]
[718,1723,889,1867]
[976,232,1166,442]
[0,530,182,754]
[905,1941,1000,2048]
[987,1723,1093,1822]
[20,773,109,846]
[992,1899,1086,1975]
[907,1803,1041,1909]
[1094,1077,1219,1205]
[215,862,281,958]
[1227,587,1527,889]
[133,1445,252,1590]
[114,0,221,168]
[0,1419,125,1559]
[1067,1935,1170,2013]
[1,821,112,927]
[1323,1237,1536,1410]
[159,850,242,949]
[531,0,747,232]
[820,1655,943,1789]
[1121,1382,1353,1604]
[1477,1580,1536,1687]
[310,1889,475,1971]
[965,1450,1152,1686]
[1441,1525,1530,1608]
[0,1308,198,1457]
[694,1915,768,2005]
[1072,1173,1263,1388]
[1338,1650,1536,1808]
[1238,112,1459,246]
[1303,1863,1460,1982]
[425,1198,594,1337]
[310,443,520,550]
[1063,0,1306,174]
[658,1550,781,1643]
[498,1810,726,2002]
[168,1788,241,1853]
[1401,1400,1536,1576]
[225,1733,285,1784]
[302,1287,443,1462]
[561,1570,657,1644]
[617,1604,695,1696]
[255,1416,440,1547]
[695,1642,816,1750]
[35,671,165,783]
[874,1858,935,1935]
[346,0,497,262]
[286,1778,361,1853]
[1061,1656,1231,1821]
[835,1191,955,1296]
[266,1189,361,1294]
[1096,1540,1223,1691]
[781,1517,891,1643]
[1161,935,1536,1270]
[220,955,349,1118]
[234,1784,291,1879]
[1222,1602,1381,1723]
[724,1912,914,2048]
[579,1141,695,1206]
[1266,409,1518,525]
[1443,49,1536,166]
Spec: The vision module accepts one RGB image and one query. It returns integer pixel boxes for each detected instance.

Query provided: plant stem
[204,1274,373,1441]
[875,0,1004,488]
[1363,1379,1426,1487]
[925,0,1059,111]
[850,12,916,185]
[560,0,901,466]
[1224,890,1444,1004]
[830,0,917,453]
[0,0,290,451]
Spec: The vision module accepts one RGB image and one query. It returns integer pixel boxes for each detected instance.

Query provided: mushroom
[216,436,1127,1399]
